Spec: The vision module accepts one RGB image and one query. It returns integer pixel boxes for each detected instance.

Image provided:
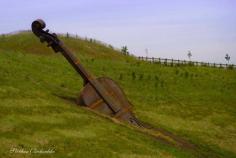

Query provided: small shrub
[119,74,123,80]
[175,70,179,75]
[132,72,136,80]
[160,80,164,87]
[184,72,189,78]
[227,65,234,70]
[121,46,129,55]
[188,62,194,66]
[139,74,144,80]
[136,62,140,66]
[60,83,65,88]
[24,75,30,80]
[154,82,158,88]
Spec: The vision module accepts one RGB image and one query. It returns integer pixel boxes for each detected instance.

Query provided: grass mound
[0,32,236,158]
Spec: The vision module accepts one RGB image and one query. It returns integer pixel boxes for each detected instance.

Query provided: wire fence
[59,33,122,52]
[137,56,236,69]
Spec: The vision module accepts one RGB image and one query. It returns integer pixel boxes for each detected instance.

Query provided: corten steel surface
[31,19,141,126]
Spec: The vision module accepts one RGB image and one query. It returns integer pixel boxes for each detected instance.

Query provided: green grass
[0,32,236,158]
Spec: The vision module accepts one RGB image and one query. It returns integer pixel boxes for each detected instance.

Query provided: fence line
[137,56,236,69]
[59,33,122,52]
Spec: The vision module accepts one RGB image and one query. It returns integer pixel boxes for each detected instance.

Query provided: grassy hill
[0,32,236,158]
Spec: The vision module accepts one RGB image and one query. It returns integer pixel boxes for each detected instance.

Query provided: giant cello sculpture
[31,19,142,126]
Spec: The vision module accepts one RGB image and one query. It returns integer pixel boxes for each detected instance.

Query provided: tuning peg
[47,41,53,47]
[39,36,46,43]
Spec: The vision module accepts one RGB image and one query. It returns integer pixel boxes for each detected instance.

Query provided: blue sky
[0,0,235,64]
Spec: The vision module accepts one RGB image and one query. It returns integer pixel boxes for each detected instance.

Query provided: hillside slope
[0,33,236,158]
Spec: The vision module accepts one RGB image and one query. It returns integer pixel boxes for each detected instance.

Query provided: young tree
[187,50,192,61]
[145,48,149,57]
[121,46,129,55]
[66,32,69,38]
[225,54,230,63]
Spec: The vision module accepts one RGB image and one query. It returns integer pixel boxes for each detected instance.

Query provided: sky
[0,0,236,64]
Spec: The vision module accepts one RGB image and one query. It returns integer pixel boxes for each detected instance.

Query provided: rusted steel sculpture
[31,19,142,126]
